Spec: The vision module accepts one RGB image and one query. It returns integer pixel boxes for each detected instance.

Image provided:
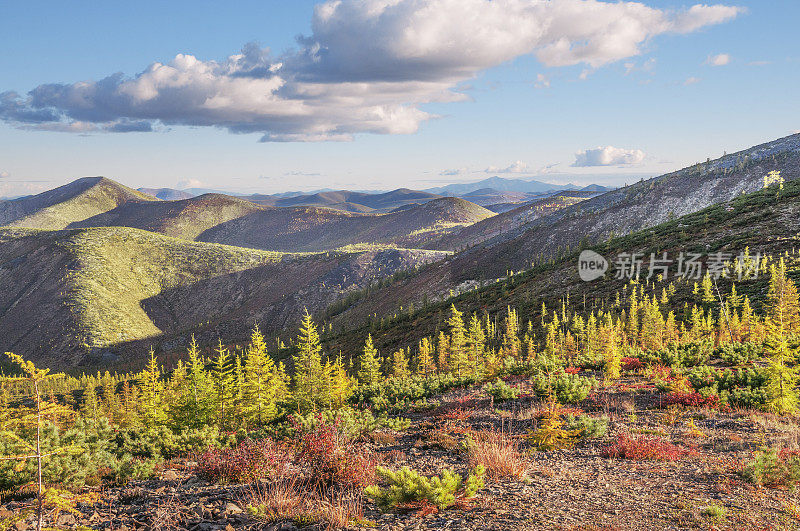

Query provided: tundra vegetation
[2,176,800,529]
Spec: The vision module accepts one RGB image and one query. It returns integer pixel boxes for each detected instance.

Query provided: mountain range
[1,133,798,368]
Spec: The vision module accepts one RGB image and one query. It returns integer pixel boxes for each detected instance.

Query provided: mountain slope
[432,191,600,250]
[0,226,447,369]
[71,194,264,240]
[196,197,493,252]
[244,188,443,213]
[317,133,800,339]
[0,176,157,229]
[322,174,800,357]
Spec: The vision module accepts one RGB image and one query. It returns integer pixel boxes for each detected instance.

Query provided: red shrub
[295,417,376,489]
[621,357,644,371]
[196,438,291,484]
[662,391,720,409]
[565,366,581,375]
[602,433,699,461]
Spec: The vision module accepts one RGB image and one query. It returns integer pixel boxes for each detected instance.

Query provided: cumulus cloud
[705,53,731,66]
[684,76,701,85]
[439,168,468,176]
[0,0,743,142]
[485,160,529,174]
[573,146,645,167]
[177,178,204,189]
[0,170,9,178]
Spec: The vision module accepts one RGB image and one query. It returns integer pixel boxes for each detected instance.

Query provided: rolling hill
[71,193,264,240]
[197,197,494,251]
[65,191,494,252]
[0,176,157,229]
[0,226,448,369]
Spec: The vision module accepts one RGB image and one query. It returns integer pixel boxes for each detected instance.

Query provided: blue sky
[0,0,797,197]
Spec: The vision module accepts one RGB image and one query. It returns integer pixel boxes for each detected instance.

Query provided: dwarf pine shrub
[364,465,485,510]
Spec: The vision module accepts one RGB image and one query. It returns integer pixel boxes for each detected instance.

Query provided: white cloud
[684,76,701,85]
[177,178,204,189]
[0,0,743,141]
[440,168,467,176]
[705,53,731,66]
[485,160,529,174]
[0,170,9,178]
[573,146,645,167]
[534,73,550,89]
[624,57,656,75]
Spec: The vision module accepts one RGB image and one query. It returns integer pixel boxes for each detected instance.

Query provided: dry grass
[246,476,312,522]
[244,476,364,530]
[467,429,529,480]
[316,490,364,530]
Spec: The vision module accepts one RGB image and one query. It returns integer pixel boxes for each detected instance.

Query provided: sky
[0,0,798,197]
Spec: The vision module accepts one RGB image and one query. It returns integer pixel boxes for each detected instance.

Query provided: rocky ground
[3,374,800,530]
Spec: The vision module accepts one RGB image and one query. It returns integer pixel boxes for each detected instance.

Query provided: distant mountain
[242,188,442,213]
[0,176,156,229]
[21,180,493,252]
[138,187,194,201]
[426,176,572,196]
[426,177,616,197]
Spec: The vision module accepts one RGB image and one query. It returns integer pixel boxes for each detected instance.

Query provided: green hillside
[0,176,157,229]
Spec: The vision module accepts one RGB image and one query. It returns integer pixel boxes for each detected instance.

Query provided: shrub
[533,373,597,404]
[291,409,409,441]
[724,387,768,408]
[742,447,800,490]
[661,391,720,409]
[704,504,726,519]
[715,342,761,366]
[656,341,712,368]
[195,438,291,484]
[484,379,520,402]
[621,357,644,372]
[364,465,485,511]
[601,434,698,461]
[353,374,475,413]
[295,417,376,489]
[563,414,609,439]
[465,431,528,480]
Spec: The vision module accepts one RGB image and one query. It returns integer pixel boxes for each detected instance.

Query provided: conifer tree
[293,310,326,412]
[701,272,715,304]
[415,337,434,377]
[242,326,279,425]
[1,353,77,531]
[327,353,352,409]
[391,349,410,379]
[211,340,235,430]
[466,314,486,378]
[182,335,212,427]
[358,334,383,385]
[139,348,166,428]
[437,331,450,373]
[502,307,521,360]
[764,260,800,414]
[80,378,99,428]
[448,305,468,377]
[601,314,621,382]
